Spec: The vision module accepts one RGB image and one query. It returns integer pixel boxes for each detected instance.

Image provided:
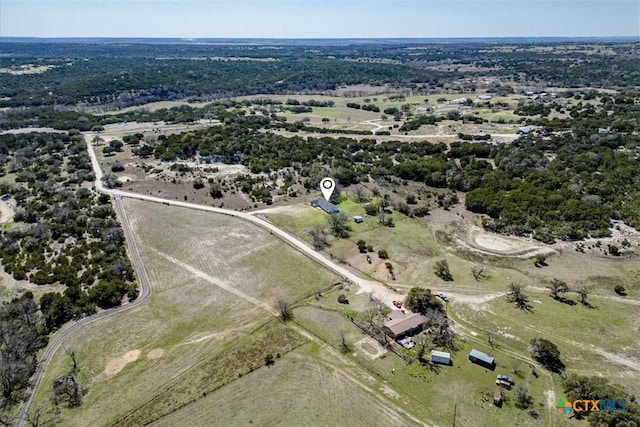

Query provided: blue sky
[1,0,638,38]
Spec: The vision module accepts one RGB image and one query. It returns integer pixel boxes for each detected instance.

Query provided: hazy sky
[1,0,639,38]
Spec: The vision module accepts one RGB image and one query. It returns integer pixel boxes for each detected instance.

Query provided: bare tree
[507,282,531,311]
[472,264,487,281]
[143,133,158,147]
[576,286,590,306]
[327,212,351,238]
[486,331,497,350]
[309,225,328,250]
[415,334,434,364]
[26,401,60,427]
[424,309,456,348]
[548,278,569,299]
[339,330,351,354]
[277,299,293,321]
[65,348,78,373]
[361,295,387,328]
[513,386,532,409]
[352,185,370,203]
[512,361,522,377]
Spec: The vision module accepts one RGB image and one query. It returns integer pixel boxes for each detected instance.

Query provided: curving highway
[15,137,405,426]
[14,187,152,427]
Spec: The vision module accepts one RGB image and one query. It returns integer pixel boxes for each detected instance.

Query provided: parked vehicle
[436,293,449,302]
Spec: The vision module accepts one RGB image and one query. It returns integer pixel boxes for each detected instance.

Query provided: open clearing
[31,199,343,426]
[453,292,640,395]
[264,193,640,403]
[151,347,417,427]
[293,304,569,427]
[455,224,557,258]
[104,350,142,376]
[0,198,15,224]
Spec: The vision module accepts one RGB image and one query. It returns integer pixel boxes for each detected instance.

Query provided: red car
[393,300,402,308]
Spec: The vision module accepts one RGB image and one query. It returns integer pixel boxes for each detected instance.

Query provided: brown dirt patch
[104,350,141,376]
[146,349,165,360]
[456,224,557,258]
[0,199,15,224]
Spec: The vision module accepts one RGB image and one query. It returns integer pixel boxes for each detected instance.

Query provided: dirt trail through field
[152,249,428,426]
[464,297,640,372]
[153,249,276,314]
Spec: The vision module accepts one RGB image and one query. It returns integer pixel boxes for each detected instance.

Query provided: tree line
[0,132,138,333]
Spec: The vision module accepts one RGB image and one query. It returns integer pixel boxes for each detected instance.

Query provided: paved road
[16,137,405,426]
[14,197,152,427]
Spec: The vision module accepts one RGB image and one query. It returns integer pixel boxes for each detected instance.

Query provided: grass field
[31,199,342,426]
[265,194,640,406]
[265,197,446,287]
[236,92,528,135]
[28,192,640,425]
[151,344,419,427]
[291,304,571,427]
[453,292,640,395]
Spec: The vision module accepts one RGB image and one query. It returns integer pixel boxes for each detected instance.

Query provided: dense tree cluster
[1,41,637,111]
[122,89,640,241]
[404,287,443,314]
[563,374,640,426]
[0,293,48,416]
[0,132,138,332]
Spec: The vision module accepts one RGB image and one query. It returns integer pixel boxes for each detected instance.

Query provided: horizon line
[1,35,638,43]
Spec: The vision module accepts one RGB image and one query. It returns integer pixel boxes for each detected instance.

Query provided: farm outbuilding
[430,350,451,365]
[468,349,495,370]
[310,199,339,214]
[353,215,364,223]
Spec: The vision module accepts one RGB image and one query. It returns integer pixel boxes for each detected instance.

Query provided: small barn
[430,350,451,365]
[311,199,339,214]
[468,349,495,370]
[353,215,364,223]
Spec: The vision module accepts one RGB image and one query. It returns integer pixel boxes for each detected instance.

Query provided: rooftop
[431,350,451,358]
[469,349,495,365]
[383,310,428,336]
[311,198,339,213]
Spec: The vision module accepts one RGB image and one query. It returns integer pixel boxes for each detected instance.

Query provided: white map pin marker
[320,178,336,201]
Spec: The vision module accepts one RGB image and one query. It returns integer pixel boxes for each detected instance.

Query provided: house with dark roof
[311,198,339,214]
[382,310,428,339]
[468,349,496,370]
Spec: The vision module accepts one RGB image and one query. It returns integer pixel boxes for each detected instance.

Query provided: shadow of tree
[553,296,577,306]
